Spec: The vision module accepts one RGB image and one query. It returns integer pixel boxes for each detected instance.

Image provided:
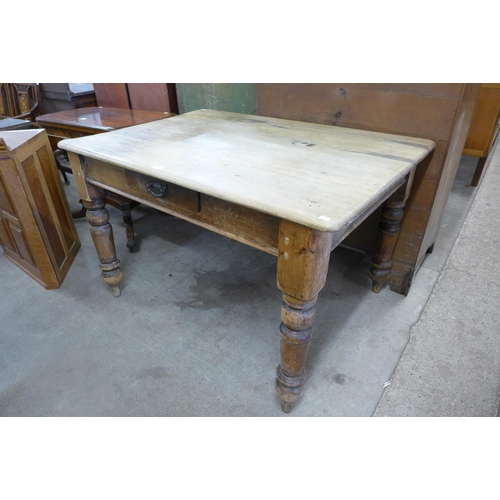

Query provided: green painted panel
[176,83,256,115]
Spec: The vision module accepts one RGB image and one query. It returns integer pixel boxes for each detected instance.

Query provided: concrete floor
[1,145,498,417]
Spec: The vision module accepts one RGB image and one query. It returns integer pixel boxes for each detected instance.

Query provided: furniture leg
[123,207,135,252]
[370,174,413,293]
[82,192,122,297]
[276,220,333,412]
[276,294,317,412]
[105,193,139,252]
[471,156,487,187]
[72,202,87,219]
[53,150,71,185]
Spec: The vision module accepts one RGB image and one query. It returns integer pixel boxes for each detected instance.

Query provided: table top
[58,109,435,233]
[36,106,175,132]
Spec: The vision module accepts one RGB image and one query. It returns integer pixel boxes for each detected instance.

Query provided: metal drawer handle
[146,179,168,198]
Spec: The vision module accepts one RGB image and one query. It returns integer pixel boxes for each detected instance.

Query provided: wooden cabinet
[0,129,80,288]
[463,83,500,186]
[256,84,480,295]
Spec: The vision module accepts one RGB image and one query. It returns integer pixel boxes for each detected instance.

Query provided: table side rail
[84,156,280,256]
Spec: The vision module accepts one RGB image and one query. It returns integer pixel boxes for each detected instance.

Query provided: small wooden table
[59,110,435,412]
[37,107,175,251]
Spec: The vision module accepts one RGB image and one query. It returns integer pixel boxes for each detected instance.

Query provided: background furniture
[0,117,36,131]
[463,83,500,186]
[93,83,179,114]
[256,84,480,295]
[39,83,97,114]
[0,129,80,289]
[0,83,42,122]
[36,107,176,252]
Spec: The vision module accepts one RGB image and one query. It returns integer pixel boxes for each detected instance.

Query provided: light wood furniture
[256,84,480,295]
[0,129,80,289]
[463,84,500,186]
[37,106,176,251]
[59,110,434,411]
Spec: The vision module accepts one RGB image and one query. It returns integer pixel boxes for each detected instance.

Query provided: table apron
[83,156,281,256]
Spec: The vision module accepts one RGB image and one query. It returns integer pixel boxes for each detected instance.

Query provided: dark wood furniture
[59,110,435,412]
[93,83,179,114]
[39,83,97,114]
[37,106,175,252]
[256,84,480,295]
[0,129,80,289]
[463,83,500,186]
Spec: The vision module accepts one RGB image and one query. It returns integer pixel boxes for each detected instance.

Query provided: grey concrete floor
[0,146,497,417]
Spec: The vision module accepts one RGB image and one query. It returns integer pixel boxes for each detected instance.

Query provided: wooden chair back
[0,83,42,121]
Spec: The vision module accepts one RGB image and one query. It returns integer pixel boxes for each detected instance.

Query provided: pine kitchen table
[58,109,435,412]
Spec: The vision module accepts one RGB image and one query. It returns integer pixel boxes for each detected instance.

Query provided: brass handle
[146,180,168,198]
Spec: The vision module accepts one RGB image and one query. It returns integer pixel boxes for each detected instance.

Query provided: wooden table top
[58,109,435,233]
[36,106,175,132]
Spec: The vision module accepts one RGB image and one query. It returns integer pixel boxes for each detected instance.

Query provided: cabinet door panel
[21,153,66,267]
[9,223,37,266]
[0,217,16,252]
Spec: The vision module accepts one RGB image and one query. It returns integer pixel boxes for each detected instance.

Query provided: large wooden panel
[257,84,460,140]
[93,83,178,114]
[256,83,480,294]
[128,83,171,112]
[93,83,130,108]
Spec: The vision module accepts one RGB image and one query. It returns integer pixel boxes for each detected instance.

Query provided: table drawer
[123,169,200,213]
[84,157,200,215]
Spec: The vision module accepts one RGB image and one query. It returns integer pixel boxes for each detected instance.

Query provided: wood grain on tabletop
[58,109,435,233]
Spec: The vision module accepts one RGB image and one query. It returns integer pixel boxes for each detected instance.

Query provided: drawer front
[84,158,200,215]
[124,169,200,213]
[81,156,279,255]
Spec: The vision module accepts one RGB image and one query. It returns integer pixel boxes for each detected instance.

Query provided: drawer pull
[146,180,168,198]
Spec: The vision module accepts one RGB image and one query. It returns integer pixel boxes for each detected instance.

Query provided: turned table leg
[65,152,123,297]
[370,173,414,293]
[276,294,317,412]
[276,220,333,412]
[83,191,123,297]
